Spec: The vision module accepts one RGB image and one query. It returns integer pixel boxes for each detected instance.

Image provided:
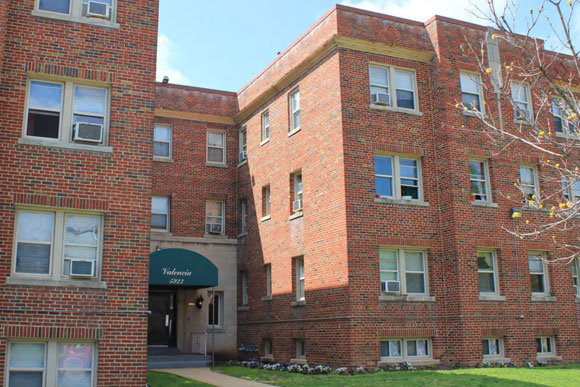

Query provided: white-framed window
[240,199,248,235]
[379,248,427,295]
[261,110,270,142]
[241,270,248,305]
[265,263,272,297]
[469,159,491,202]
[380,338,431,360]
[561,178,580,202]
[529,253,549,296]
[460,72,483,112]
[369,65,418,111]
[262,185,271,218]
[239,126,247,163]
[36,0,117,23]
[552,99,576,137]
[7,341,96,387]
[483,337,503,359]
[207,131,226,164]
[289,89,300,133]
[208,291,224,327]
[510,82,532,121]
[572,258,580,297]
[292,172,303,212]
[519,165,539,202]
[295,257,305,301]
[205,200,225,235]
[153,125,171,159]
[536,336,555,357]
[295,339,306,360]
[13,209,102,280]
[477,250,499,295]
[151,196,170,231]
[25,80,109,146]
[264,339,273,357]
[374,154,422,201]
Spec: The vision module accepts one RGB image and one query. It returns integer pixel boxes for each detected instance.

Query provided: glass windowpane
[74,87,106,116]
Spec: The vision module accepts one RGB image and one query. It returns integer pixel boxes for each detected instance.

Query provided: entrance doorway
[148,290,177,347]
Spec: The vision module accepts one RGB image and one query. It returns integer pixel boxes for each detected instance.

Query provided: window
[292,172,303,212]
[295,257,305,301]
[460,72,483,112]
[374,155,422,201]
[13,210,102,280]
[151,196,169,231]
[208,291,224,327]
[265,263,272,297]
[369,65,417,110]
[207,131,226,164]
[379,248,427,295]
[529,253,549,295]
[240,200,248,235]
[153,126,171,158]
[25,80,109,146]
[295,339,306,360]
[205,200,225,235]
[261,110,270,142]
[552,99,576,137]
[536,336,555,357]
[239,126,247,163]
[469,160,491,202]
[36,0,116,22]
[241,270,248,305]
[510,82,532,120]
[264,339,273,358]
[561,178,580,202]
[380,338,431,360]
[519,166,538,201]
[38,0,71,14]
[572,258,580,297]
[483,338,503,359]
[289,89,300,133]
[262,185,271,218]
[477,250,498,294]
[7,342,95,387]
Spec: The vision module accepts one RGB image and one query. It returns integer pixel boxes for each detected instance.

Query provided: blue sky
[157,0,577,92]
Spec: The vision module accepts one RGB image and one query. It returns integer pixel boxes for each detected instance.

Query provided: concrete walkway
[152,367,273,387]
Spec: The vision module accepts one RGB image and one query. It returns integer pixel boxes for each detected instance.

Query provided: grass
[147,371,215,387]
[212,364,580,386]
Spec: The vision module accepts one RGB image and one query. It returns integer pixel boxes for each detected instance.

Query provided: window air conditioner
[381,280,400,293]
[69,259,95,278]
[239,151,247,162]
[87,1,110,18]
[373,93,390,106]
[292,199,303,212]
[73,122,103,143]
[208,223,222,234]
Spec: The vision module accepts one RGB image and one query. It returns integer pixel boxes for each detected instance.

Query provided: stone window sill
[479,294,506,301]
[262,295,272,301]
[153,156,173,163]
[291,300,306,307]
[471,201,499,208]
[260,138,270,146]
[205,162,228,168]
[207,327,227,333]
[261,215,271,222]
[378,294,435,302]
[6,276,107,289]
[483,357,511,364]
[537,355,562,362]
[370,104,423,116]
[531,295,556,302]
[378,358,439,366]
[261,356,275,362]
[288,128,301,137]
[204,233,227,239]
[237,160,248,168]
[290,358,307,364]
[237,232,248,238]
[462,111,488,119]
[19,137,113,153]
[289,211,303,220]
[237,306,249,312]
[31,9,120,29]
[374,197,429,207]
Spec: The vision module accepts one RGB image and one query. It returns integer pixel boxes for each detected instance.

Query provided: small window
[26,80,63,139]
[208,291,224,327]
[265,263,272,297]
[62,214,100,277]
[38,0,71,14]
[483,337,503,359]
[369,65,418,111]
[207,131,226,164]
[374,155,422,201]
[561,178,580,202]
[572,258,580,297]
[15,211,55,275]
[241,270,248,305]
[8,342,46,386]
[477,250,498,294]
[295,339,306,359]
[529,253,548,295]
[469,160,491,202]
[262,185,271,218]
[240,199,248,235]
[519,166,538,202]
[295,257,305,301]
[380,248,427,295]
[205,200,225,235]
[292,172,303,212]
[239,127,247,163]
[151,196,169,231]
[460,72,483,111]
[289,89,300,133]
[153,126,172,158]
[511,82,532,120]
[264,339,273,357]
[261,110,270,142]
[380,338,431,360]
[552,99,576,137]
[536,336,555,357]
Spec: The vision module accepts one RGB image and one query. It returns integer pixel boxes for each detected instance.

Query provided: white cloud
[156,34,190,85]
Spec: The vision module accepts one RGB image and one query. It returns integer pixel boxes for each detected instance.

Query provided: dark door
[148,291,177,346]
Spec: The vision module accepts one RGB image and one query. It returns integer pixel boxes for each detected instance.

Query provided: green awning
[149,248,218,287]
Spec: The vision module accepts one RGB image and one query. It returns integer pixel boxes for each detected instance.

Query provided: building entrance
[147,290,177,346]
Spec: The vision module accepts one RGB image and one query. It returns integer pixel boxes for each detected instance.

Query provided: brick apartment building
[1,1,580,385]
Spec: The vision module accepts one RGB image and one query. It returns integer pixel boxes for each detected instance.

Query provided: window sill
[379,294,435,302]
[238,306,249,312]
[18,137,113,153]
[205,162,228,168]
[290,358,307,364]
[289,211,303,220]
[237,160,248,168]
[261,356,275,362]
[153,156,173,163]
[260,138,270,146]
[531,295,556,302]
[291,300,306,307]
[374,197,429,207]
[471,201,499,208]
[204,233,226,239]
[207,327,227,333]
[370,104,423,116]
[151,229,171,234]
[6,276,107,289]
[261,215,271,222]
[479,294,506,301]
[31,10,120,29]
[237,232,248,238]
[378,358,439,366]
[287,128,301,137]
[514,119,532,126]
[262,295,272,301]
[483,357,511,364]
[462,111,488,119]
[537,355,562,362]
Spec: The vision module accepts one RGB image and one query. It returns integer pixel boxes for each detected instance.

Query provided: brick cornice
[379,328,437,338]
[1,325,102,340]
[377,237,432,248]
[481,327,507,337]
[13,193,108,211]
[374,143,426,156]
[25,61,114,83]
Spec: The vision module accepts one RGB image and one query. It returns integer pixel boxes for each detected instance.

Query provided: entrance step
[147,354,211,369]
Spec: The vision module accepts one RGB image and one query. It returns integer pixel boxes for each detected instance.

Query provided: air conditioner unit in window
[381,280,400,293]
[73,122,103,143]
[292,199,303,212]
[69,259,95,278]
[239,151,247,162]
[373,93,390,106]
[207,223,222,234]
[87,1,111,18]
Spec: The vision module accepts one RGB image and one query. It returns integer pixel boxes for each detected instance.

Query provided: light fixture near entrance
[194,295,204,309]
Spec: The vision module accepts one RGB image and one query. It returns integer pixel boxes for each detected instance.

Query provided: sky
[157,0,578,92]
